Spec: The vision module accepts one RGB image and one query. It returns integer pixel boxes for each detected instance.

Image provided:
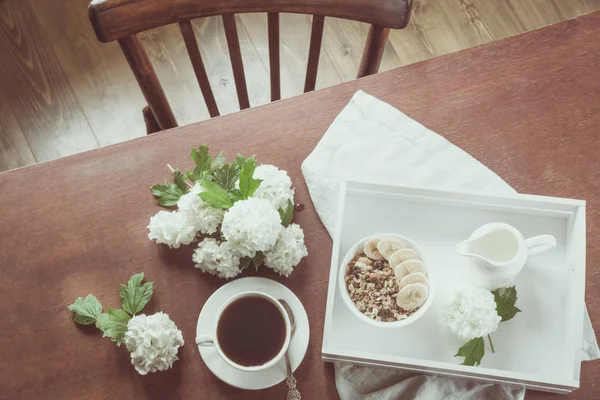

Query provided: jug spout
[456,239,474,256]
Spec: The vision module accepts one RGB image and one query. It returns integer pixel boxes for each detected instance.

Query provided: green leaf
[239,256,252,270]
[278,199,294,227]
[455,337,485,366]
[238,157,262,199]
[211,150,226,168]
[95,308,131,346]
[252,252,265,271]
[173,169,189,193]
[187,168,215,183]
[229,189,244,203]
[200,179,233,209]
[120,273,154,316]
[68,294,103,325]
[236,154,248,168]
[191,145,212,175]
[491,286,522,322]
[151,181,185,207]
[213,163,240,191]
[185,169,201,183]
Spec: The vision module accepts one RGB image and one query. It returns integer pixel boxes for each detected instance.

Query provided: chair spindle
[179,20,220,118]
[222,14,250,110]
[268,13,281,101]
[304,15,325,93]
[357,25,390,78]
[118,34,178,130]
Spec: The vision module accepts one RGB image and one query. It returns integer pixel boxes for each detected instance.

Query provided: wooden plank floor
[0,0,599,172]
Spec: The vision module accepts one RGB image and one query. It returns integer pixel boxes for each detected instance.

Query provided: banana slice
[394,259,426,281]
[363,239,384,260]
[376,239,408,261]
[389,249,420,269]
[398,272,429,290]
[396,282,428,311]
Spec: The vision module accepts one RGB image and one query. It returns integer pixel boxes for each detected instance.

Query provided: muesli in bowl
[338,234,434,328]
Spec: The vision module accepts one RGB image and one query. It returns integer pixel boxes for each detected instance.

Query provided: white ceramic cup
[338,233,435,328]
[195,291,291,372]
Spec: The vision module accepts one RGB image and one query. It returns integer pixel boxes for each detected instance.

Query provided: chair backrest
[88,0,413,131]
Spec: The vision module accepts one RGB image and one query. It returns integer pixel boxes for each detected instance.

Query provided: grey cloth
[336,365,524,400]
[301,91,599,400]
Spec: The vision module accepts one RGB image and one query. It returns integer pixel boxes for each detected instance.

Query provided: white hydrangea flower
[192,238,245,279]
[192,238,221,266]
[124,312,184,375]
[177,184,225,235]
[446,287,501,340]
[147,210,197,248]
[253,164,295,210]
[265,224,308,277]
[221,198,283,254]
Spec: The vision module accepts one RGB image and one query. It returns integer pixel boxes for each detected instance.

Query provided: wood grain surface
[27,0,147,147]
[2,0,599,172]
[1,10,600,400]
[320,16,402,81]
[0,0,99,163]
[0,91,36,171]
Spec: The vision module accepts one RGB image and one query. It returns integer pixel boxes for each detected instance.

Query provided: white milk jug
[456,222,557,290]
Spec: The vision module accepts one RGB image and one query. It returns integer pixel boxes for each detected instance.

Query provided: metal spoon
[279,299,301,400]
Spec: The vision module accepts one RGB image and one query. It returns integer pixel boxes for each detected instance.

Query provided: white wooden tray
[321,181,586,394]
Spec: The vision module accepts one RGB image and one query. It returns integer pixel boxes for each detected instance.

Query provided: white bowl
[338,233,435,328]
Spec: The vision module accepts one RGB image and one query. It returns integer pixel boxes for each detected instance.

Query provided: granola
[345,253,418,322]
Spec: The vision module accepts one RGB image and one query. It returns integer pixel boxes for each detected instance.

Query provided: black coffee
[217,296,286,367]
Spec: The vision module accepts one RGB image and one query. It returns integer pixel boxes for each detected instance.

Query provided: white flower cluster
[149,164,307,279]
[147,210,197,249]
[446,287,501,340]
[265,224,308,277]
[177,184,225,235]
[124,312,184,375]
[193,201,308,279]
[193,238,244,279]
[221,197,283,253]
[253,165,295,210]
[147,184,224,248]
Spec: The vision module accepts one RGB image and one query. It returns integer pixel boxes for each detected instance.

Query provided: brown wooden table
[1,11,599,400]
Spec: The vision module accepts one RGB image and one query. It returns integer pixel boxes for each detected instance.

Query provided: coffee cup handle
[196,334,215,347]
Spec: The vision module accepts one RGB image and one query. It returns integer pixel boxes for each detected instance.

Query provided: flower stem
[487,334,495,354]
[166,164,193,188]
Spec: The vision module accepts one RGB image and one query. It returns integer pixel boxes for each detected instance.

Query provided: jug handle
[525,235,557,257]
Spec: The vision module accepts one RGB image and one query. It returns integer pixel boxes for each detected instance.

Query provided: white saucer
[196,277,309,390]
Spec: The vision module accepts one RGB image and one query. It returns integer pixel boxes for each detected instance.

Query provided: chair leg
[142,106,161,135]
[357,26,390,78]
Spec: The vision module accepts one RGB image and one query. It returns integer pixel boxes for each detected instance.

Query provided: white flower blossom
[192,238,245,279]
[253,164,295,210]
[177,184,225,235]
[124,312,184,375]
[221,198,283,254]
[147,210,197,248]
[265,224,308,277]
[446,287,501,340]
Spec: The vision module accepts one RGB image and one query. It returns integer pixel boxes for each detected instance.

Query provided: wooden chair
[88,0,413,134]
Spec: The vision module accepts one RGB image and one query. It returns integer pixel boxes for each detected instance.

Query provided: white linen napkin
[301,90,600,399]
